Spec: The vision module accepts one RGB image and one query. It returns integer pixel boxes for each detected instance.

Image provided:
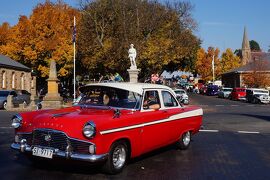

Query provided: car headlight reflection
[11,114,23,129]
[83,121,96,138]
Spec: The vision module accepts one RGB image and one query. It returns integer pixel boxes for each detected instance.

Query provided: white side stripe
[100,109,203,135]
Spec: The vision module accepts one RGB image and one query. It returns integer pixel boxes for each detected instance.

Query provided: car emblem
[44,134,52,142]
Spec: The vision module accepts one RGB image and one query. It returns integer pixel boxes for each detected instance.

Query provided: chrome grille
[31,129,93,154]
[32,129,68,151]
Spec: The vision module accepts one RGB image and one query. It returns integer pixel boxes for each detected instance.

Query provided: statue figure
[128,44,137,69]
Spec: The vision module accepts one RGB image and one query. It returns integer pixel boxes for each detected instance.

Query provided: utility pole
[212,55,215,84]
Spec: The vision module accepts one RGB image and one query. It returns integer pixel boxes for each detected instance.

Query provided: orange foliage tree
[0,1,80,78]
[220,48,241,74]
[195,47,220,82]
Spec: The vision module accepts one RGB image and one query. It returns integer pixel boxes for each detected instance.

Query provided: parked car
[0,90,30,109]
[174,89,189,105]
[15,90,31,104]
[217,87,232,98]
[246,88,270,104]
[11,83,203,174]
[199,85,208,95]
[230,87,246,101]
[206,85,219,96]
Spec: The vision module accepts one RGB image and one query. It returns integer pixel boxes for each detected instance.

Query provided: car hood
[18,106,125,138]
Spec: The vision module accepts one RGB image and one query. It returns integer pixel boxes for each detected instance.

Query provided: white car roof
[84,82,173,95]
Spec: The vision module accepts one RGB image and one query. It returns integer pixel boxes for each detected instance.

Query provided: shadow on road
[239,114,270,122]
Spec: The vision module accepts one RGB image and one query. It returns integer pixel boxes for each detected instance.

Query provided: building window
[2,71,6,89]
[12,72,15,89]
[31,77,34,89]
[21,73,25,90]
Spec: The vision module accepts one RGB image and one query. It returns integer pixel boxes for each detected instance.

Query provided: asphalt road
[0,94,270,179]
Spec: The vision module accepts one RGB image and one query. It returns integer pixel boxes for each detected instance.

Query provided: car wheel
[3,101,7,110]
[103,140,128,174]
[177,131,191,150]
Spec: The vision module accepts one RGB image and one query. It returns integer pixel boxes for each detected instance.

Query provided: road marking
[247,105,255,106]
[231,105,239,107]
[199,129,219,132]
[237,131,260,134]
[0,127,13,129]
[215,105,224,106]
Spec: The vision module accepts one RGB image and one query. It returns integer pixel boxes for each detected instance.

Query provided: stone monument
[127,44,140,83]
[42,60,63,109]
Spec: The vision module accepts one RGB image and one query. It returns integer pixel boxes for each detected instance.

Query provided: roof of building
[0,54,31,72]
[223,60,270,75]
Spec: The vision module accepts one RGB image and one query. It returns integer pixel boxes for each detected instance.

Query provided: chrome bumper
[11,142,108,163]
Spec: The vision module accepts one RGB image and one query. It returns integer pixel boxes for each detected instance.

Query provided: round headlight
[83,121,96,138]
[11,114,23,129]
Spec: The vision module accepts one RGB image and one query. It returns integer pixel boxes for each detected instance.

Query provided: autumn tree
[0,22,12,46]
[78,0,200,80]
[195,47,220,82]
[220,48,241,74]
[0,1,79,80]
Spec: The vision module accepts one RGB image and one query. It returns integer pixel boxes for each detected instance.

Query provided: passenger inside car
[143,91,160,110]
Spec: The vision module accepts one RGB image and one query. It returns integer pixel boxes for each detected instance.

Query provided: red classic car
[11,83,203,174]
[230,87,246,101]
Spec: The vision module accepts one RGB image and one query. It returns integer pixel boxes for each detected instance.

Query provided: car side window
[10,91,17,97]
[162,91,178,107]
[143,90,160,110]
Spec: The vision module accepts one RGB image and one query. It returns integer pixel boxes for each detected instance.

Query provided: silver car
[174,89,189,105]
[218,87,232,98]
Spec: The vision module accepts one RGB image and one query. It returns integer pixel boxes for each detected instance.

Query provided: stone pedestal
[42,60,63,109]
[127,68,140,83]
[6,95,14,110]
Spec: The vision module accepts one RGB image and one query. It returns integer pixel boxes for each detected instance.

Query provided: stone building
[0,54,36,93]
[221,28,270,88]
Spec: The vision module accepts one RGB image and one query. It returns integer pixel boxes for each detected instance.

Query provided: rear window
[236,89,245,92]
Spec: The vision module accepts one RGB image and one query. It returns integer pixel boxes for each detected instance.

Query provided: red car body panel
[12,83,203,170]
[16,105,202,158]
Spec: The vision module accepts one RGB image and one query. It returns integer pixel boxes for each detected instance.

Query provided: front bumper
[11,142,108,163]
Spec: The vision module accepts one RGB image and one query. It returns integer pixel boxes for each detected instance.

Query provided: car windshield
[0,91,9,97]
[223,89,232,92]
[253,90,269,94]
[75,85,142,109]
[175,90,185,95]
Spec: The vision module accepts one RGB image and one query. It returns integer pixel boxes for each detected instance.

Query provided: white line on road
[215,105,224,106]
[237,131,260,134]
[199,129,219,132]
[0,127,13,129]
[231,105,239,107]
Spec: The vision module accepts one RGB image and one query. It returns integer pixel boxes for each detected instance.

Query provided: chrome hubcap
[112,145,126,169]
[183,131,191,146]
[3,102,7,109]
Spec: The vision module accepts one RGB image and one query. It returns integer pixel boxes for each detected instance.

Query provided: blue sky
[0,0,269,54]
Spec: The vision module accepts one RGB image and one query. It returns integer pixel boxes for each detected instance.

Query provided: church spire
[241,26,251,65]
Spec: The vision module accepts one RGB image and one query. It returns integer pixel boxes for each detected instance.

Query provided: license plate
[32,147,53,159]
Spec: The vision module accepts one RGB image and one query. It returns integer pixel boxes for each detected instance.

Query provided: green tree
[249,40,261,51]
[78,0,200,80]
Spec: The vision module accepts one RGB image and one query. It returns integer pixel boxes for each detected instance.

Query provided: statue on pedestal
[128,44,137,69]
